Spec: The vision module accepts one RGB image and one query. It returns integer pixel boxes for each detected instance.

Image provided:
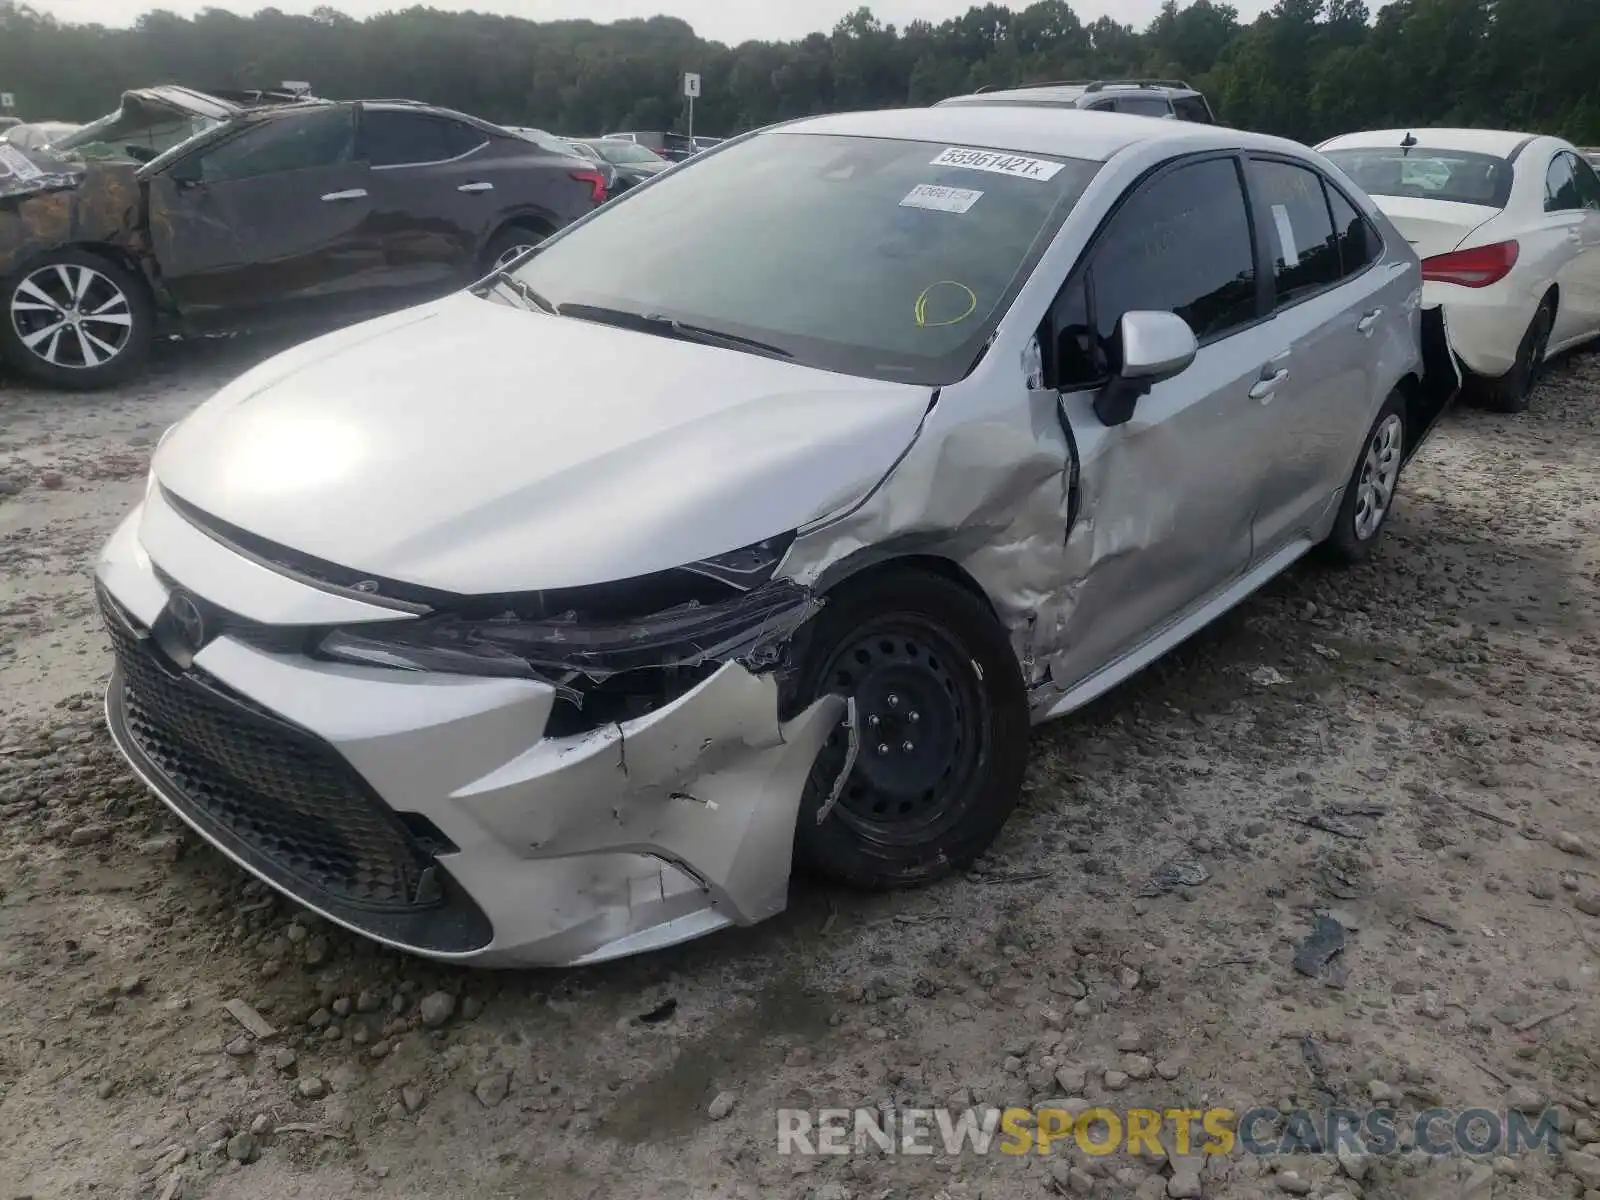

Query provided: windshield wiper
[478,269,559,315]
[562,303,793,360]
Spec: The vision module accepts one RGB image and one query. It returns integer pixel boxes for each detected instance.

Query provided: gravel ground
[2,341,1600,1200]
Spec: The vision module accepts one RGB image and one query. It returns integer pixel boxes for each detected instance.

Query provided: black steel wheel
[793,569,1030,888]
[1477,298,1554,414]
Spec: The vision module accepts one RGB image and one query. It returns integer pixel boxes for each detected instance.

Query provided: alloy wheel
[1353,412,1404,541]
[493,244,538,270]
[9,263,135,371]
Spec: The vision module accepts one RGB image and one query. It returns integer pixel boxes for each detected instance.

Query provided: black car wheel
[1,250,153,389]
[481,226,547,274]
[1475,298,1554,414]
[793,569,1030,889]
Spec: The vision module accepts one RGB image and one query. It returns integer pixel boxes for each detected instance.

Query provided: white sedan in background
[1320,128,1600,411]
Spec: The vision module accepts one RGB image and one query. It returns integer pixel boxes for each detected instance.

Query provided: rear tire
[1323,391,1406,565]
[1473,299,1553,414]
[480,225,549,274]
[1,249,153,390]
[793,569,1030,889]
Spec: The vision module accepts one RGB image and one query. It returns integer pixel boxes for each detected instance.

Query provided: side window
[1326,185,1381,277]
[1086,101,1117,113]
[1089,156,1258,357]
[1173,96,1214,124]
[441,119,489,159]
[189,107,354,183]
[1049,275,1101,390]
[1546,153,1582,212]
[1249,158,1342,304]
[1573,157,1600,211]
[360,111,482,167]
[1117,96,1174,118]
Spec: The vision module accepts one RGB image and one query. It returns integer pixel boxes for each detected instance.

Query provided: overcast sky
[29,0,1283,43]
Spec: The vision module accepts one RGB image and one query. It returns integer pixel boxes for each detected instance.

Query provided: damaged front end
[0,148,143,278]
[98,497,844,966]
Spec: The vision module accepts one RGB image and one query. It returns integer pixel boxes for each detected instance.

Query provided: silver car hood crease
[153,293,934,594]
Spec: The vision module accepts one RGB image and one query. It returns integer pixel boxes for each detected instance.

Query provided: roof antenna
[1401,130,1418,155]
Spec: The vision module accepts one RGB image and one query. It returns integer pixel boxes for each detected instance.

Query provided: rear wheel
[793,570,1030,889]
[1,250,153,389]
[481,225,548,274]
[1323,391,1405,564]
[1474,299,1553,414]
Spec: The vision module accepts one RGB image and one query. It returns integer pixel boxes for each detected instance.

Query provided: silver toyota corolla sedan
[97,106,1456,967]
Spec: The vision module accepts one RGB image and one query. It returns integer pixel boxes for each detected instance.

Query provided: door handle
[1357,308,1383,336]
[458,181,494,193]
[321,188,368,202]
[1249,368,1289,401]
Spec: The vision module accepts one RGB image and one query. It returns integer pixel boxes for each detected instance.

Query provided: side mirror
[1093,310,1198,427]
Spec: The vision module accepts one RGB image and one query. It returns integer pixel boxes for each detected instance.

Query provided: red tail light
[1421,240,1519,288]
[570,169,608,204]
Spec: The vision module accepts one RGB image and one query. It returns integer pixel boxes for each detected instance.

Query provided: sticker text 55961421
[930,147,1066,182]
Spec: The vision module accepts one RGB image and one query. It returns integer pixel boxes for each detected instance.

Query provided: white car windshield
[1324,147,1514,208]
[510,131,1099,384]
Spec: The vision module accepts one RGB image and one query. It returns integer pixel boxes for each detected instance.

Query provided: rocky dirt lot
[3,341,1600,1200]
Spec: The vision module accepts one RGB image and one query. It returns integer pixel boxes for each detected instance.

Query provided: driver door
[1048,154,1280,688]
[147,105,378,325]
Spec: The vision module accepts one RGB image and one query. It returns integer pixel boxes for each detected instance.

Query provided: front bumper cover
[96,499,841,967]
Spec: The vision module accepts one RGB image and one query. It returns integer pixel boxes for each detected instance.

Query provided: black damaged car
[0,90,608,388]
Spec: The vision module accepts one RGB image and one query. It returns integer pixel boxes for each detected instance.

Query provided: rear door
[356,108,498,288]
[1050,153,1283,686]
[147,105,375,322]
[1560,153,1600,341]
[1243,155,1406,556]
[1543,151,1598,346]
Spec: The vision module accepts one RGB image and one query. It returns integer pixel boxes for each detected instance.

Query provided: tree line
[1,0,1597,147]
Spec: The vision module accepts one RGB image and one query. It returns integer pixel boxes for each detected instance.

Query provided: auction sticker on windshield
[901,183,984,213]
[930,147,1065,182]
[0,145,43,182]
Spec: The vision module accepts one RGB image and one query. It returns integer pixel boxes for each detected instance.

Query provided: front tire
[1474,299,1553,414]
[793,569,1030,889]
[1323,391,1406,564]
[0,250,153,390]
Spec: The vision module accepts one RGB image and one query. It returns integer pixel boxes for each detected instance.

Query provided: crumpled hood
[154,292,933,594]
[0,143,86,203]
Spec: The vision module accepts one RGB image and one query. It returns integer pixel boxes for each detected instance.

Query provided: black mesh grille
[100,589,436,913]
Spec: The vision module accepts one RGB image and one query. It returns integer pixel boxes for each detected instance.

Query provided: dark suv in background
[1,95,606,389]
[937,79,1218,123]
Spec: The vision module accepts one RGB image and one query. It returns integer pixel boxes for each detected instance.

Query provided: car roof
[777,106,1296,165]
[1318,128,1547,157]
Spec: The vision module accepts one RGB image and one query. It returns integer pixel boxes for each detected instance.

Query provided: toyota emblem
[168,590,206,652]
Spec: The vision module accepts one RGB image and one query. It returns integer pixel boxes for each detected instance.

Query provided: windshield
[595,141,664,165]
[53,101,221,163]
[509,132,1097,384]
[1324,146,1513,208]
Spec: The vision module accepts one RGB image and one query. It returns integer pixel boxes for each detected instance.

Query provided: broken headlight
[314,537,815,732]
[318,578,816,681]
